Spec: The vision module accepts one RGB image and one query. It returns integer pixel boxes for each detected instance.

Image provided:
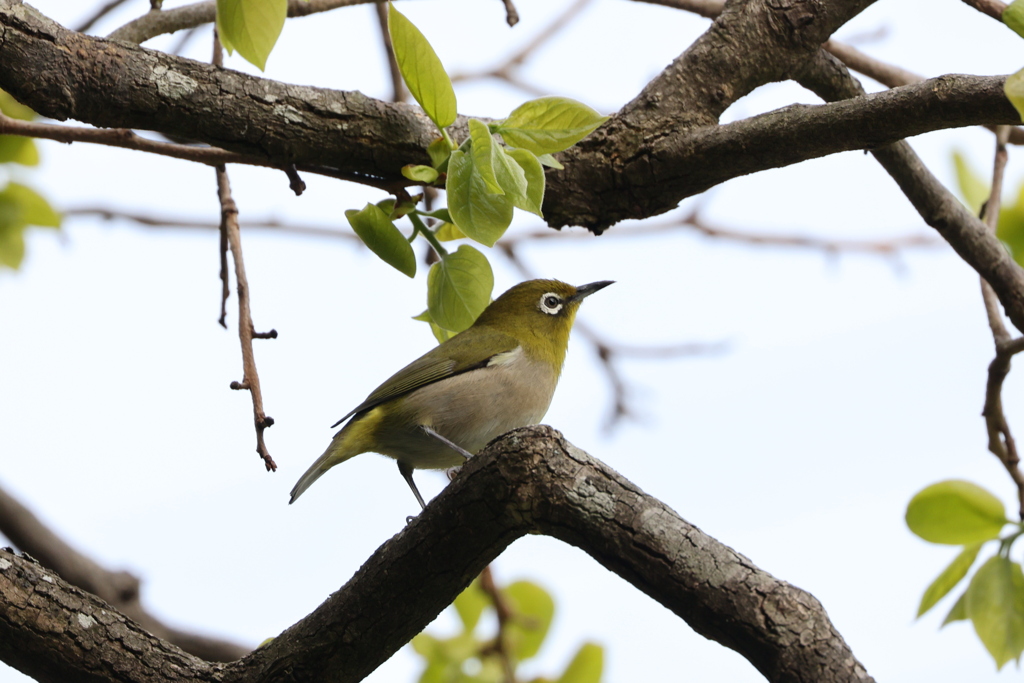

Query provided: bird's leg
[419,425,474,459]
[397,461,427,511]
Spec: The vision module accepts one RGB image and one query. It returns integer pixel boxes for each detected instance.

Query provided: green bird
[289,278,613,509]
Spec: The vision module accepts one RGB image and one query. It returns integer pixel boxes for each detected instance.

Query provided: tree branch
[0,484,249,663]
[0,0,1016,234]
[0,427,874,683]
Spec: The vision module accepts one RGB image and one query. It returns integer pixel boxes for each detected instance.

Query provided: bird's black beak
[571,280,615,302]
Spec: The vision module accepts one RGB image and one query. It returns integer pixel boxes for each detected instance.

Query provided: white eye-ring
[538,292,563,315]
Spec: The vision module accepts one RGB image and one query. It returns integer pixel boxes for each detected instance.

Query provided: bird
[289,278,613,509]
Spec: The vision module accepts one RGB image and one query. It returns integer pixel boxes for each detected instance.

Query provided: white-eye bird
[289,278,613,509]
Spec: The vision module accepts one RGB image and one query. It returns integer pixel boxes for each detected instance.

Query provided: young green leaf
[536,153,564,169]
[215,0,287,71]
[557,643,604,683]
[1005,67,1024,121]
[453,580,488,633]
[998,183,1024,266]
[388,3,457,131]
[504,580,555,661]
[427,136,452,169]
[906,480,1008,544]
[446,148,514,247]
[952,151,989,214]
[0,220,26,269]
[468,118,505,195]
[917,543,983,617]
[412,309,455,344]
[434,222,467,242]
[345,203,416,278]
[0,136,38,166]
[943,590,969,627]
[0,90,36,121]
[496,96,608,156]
[506,147,545,216]
[401,164,439,184]
[966,556,1024,669]
[1004,0,1024,38]
[427,244,493,333]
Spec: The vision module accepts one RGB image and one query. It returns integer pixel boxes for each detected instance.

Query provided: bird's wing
[331,328,521,427]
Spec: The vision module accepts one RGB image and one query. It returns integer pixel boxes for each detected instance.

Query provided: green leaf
[412,309,454,344]
[998,183,1024,265]
[427,136,452,169]
[345,203,416,277]
[0,220,26,269]
[906,480,1008,544]
[952,151,989,214]
[966,556,1024,669]
[496,97,608,156]
[418,208,453,223]
[918,543,984,617]
[1005,67,1024,122]
[402,164,439,184]
[504,580,555,661]
[215,0,287,71]
[943,590,969,627]
[453,579,488,633]
[469,119,505,195]
[427,244,493,333]
[1005,0,1024,38]
[1,183,60,228]
[0,90,36,121]
[0,136,38,166]
[557,643,603,683]
[434,221,466,242]
[388,3,457,131]
[536,153,564,170]
[505,148,545,216]
[446,148,514,247]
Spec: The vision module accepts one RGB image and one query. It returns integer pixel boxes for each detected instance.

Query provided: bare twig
[0,483,249,661]
[961,0,1008,21]
[478,566,517,683]
[108,0,376,44]
[74,0,133,33]
[500,0,519,27]
[452,0,593,87]
[0,114,404,193]
[216,166,278,472]
[373,1,405,103]
[977,126,1024,519]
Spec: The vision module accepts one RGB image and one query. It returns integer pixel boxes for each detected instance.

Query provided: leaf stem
[409,213,448,258]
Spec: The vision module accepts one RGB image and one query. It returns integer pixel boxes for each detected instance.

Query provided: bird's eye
[538,293,563,315]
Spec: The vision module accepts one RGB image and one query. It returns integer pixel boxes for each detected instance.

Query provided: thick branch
[0,1,1016,234]
[0,484,249,663]
[2,427,874,683]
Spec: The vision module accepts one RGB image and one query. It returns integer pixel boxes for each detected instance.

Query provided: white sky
[3,0,1024,681]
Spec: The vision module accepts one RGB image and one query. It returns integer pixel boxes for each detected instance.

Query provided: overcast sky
[4,0,1024,681]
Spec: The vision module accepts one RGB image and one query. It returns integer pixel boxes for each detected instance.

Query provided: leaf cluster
[342,4,606,343]
[0,90,60,270]
[412,577,603,683]
[906,480,1024,669]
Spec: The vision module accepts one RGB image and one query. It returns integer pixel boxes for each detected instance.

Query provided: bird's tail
[290,423,362,505]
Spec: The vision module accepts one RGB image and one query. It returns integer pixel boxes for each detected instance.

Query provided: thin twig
[478,566,517,683]
[451,0,593,85]
[978,126,1024,519]
[961,0,1008,21]
[374,1,405,103]
[74,0,133,33]
[0,114,404,193]
[500,0,519,27]
[216,165,278,472]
